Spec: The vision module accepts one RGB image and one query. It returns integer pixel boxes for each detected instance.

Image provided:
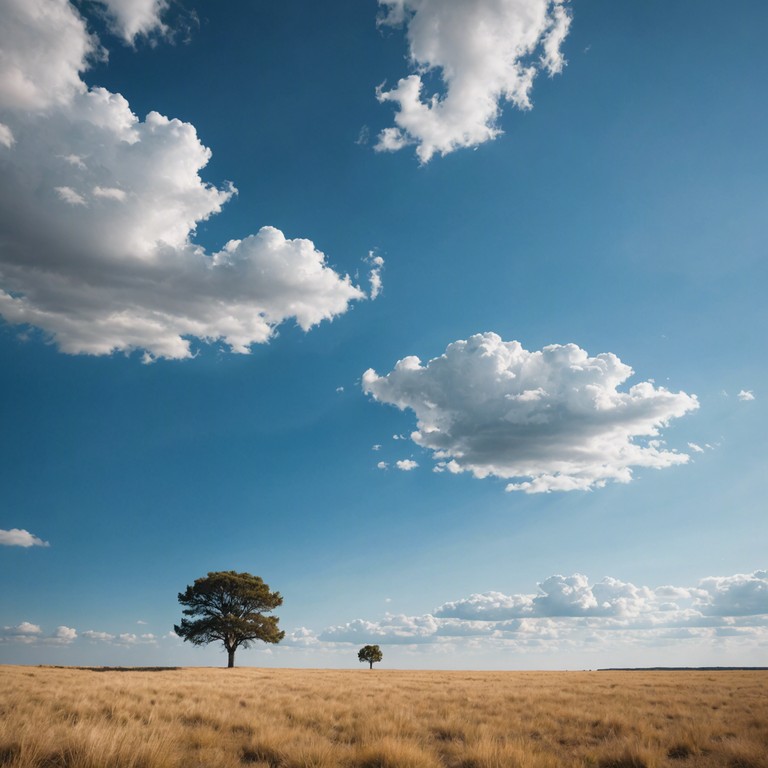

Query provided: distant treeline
[598,667,768,672]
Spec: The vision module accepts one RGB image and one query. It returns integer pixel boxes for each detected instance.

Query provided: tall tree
[174,571,284,668]
[358,644,383,669]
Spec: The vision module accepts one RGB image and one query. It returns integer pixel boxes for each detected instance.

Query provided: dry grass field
[0,666,766,768]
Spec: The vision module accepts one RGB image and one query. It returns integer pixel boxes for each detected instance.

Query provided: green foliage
[358,644,383,669]
[174,571,284,667]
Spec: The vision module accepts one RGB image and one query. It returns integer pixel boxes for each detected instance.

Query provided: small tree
[174,571,284,668]
[358,644,383,669]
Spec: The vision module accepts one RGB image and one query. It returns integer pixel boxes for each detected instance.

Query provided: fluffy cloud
[321,614,441,644]
[0,122,14,148]
[395,459,418,471]
[1,622,77,645]
[738,390,755,401]
[116,632,157,645]
[316,569,768,652]
[363,333,699,493]
[0,0,93,110]
[366,251,385,300]
[375,0,572,162]
[4,622,42,635]
[698,571,768,617]
[433,591,533,622]
[97,0,168,43]
[80,629,157,645]
[436,575,656,621]
[50,625,77,644]
[281,627,321,648]
[0,0,371,360]
[0,528,49,547]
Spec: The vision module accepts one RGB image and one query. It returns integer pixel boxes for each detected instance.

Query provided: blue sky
[0,0,765,669]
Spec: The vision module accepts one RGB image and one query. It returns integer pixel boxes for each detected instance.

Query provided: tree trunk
[227,647,236,668]
[369,661,373,669]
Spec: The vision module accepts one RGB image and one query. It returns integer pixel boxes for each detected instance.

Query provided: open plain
[1,666,766,768]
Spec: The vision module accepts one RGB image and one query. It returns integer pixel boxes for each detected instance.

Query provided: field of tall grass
[0,665,766,768]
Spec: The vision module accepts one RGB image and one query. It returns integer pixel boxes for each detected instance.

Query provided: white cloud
[0,621,43,644]
[687,442,704,453]
[0,0,94,111]
[97,0,168,43]
[698,570,768,617]
[80,622,158,646]
[0,528,49,547]
[281,627,320,648]
[0,122,14,148]
[435,575,655,621]
[115,632,157,645]
[50,625,77,644]
[0,0,369,360]
[321,614,441,644]
[375,0,572,162]
[395,459,418,471]
[738,390,755,401]
[54,185,87,206]
[377,460,389,469]
[366,251,385,299]
[4,622,42,635]
[314,569,768,653]
[362,333,699,493]
[93,185,127,201]
[434,591,534,622]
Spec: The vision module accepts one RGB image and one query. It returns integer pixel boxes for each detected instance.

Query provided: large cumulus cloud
[0,0,371,360]
[363,332,699,492]
[375,0,572,162]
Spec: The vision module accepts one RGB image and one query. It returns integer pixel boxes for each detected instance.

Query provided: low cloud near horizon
[7,568,764,663]
[315,569,768,655]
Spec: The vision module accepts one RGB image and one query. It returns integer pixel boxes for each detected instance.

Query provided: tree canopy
[174,571,284,667]
[358,644,383,669]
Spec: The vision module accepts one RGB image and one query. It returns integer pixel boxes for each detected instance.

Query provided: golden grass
[1,666,766,768]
